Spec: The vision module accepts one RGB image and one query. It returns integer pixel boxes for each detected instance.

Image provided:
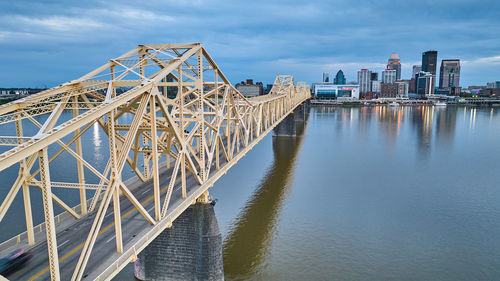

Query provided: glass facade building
[334,70,346,85]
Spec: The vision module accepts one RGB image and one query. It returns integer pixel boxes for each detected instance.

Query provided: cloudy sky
[1,0,499,88]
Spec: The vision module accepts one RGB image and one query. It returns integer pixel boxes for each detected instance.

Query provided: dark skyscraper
[334,70,346,85]
[387,53,401,80]
[422,51,438,74]
[421,51,437,95]
[371,72,378,81]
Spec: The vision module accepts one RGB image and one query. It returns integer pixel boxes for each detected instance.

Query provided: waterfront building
[357,69,372,93]
[382,69,397,83]
[387,53,402,80]
[236,79,263,97]
[396,80,409,98]
[313,83,360,99]
[371,80,381,94]
[334,70,346,85]
[480,88,500,97]
[323,72,330,82]
[380,83,398,98]
[439,59,460,95]
[416,71,435,96]
[486,81,500,88]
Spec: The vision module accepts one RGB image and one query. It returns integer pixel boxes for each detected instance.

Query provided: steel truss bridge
[0,43,310,280]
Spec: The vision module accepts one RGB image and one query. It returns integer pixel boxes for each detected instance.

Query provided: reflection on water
[223,137,303,279]
[3,105,500,281]
[215,105,500,281]
[92,122,103,162]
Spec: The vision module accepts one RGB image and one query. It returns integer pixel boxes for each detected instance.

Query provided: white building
[382,69,397,83]
[235,84,260,98]
[313,83,360,99]
[357,69,372,93]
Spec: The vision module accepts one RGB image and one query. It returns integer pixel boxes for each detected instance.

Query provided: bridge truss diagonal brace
[0,43,311,281]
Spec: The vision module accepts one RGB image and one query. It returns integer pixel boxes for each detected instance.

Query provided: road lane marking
[28,177,180,281]
[105,236,116,244]
[57,240,69,249]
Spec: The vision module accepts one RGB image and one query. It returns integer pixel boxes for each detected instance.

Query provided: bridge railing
[0,43,310,280]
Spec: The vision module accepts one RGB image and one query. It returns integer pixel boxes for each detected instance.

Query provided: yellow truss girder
[0,43,310,281]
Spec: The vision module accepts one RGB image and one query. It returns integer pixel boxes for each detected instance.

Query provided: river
[2,105,500,280]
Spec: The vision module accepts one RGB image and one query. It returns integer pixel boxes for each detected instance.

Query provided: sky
[1,0,499,88]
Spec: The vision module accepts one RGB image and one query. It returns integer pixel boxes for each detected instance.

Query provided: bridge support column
[273,101,309,137]
[134,201,223,281]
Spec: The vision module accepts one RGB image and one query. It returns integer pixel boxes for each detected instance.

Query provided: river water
[2,105,500,280]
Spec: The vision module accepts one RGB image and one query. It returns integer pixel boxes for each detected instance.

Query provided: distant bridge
[0,43,310,280]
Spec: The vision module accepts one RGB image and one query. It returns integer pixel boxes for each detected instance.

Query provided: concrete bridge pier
[134,201,224,281]
[273,101,309,137]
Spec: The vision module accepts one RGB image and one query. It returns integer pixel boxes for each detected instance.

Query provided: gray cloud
[0,0,499,87]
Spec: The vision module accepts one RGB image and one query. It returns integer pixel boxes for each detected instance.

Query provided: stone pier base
[134,203,224,281]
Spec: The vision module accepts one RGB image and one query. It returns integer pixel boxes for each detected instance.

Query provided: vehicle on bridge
[0,43,310,280]
[0,249,32,276]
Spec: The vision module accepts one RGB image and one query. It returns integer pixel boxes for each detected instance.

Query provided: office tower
[439,59,460,88]
[371,72,378,81]
[382,69,397,83]
[334,70,346,85]
[422,51,438,74]
[421,51,437,94]
[371,80,381,93]
[323,72,330,82]
[412,65,422,77]
[416,71,435,96]
[357,69,372,93]
[410,65,422,93]
[387,53,402,80]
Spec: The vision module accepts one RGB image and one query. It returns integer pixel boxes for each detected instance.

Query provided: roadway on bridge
[6,153,227,280]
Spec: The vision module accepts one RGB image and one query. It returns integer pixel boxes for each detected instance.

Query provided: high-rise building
[382,69,397,83]
[409,78,416,93]
[439,59,460,88]
[357,69,372,93]
[410,65,422,93]
[371,72,378,81]
[416,71,435,96]
[371,80,381,93]
[422,51,438,74]
[412,65,422,77]
[387,53,402,80]
[421,51,437,95]
[334,70,346,85]
[323,72,330,82]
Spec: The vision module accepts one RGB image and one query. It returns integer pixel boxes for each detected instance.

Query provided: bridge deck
[2,98,306,280]
[6,148,227,281]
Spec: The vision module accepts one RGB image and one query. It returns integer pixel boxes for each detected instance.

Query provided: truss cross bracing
[0,43,310,280]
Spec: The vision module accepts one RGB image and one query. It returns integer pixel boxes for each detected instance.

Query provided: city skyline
[0,0,499,88]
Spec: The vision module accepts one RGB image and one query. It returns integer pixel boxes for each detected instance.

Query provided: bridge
[0,43,310,280]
